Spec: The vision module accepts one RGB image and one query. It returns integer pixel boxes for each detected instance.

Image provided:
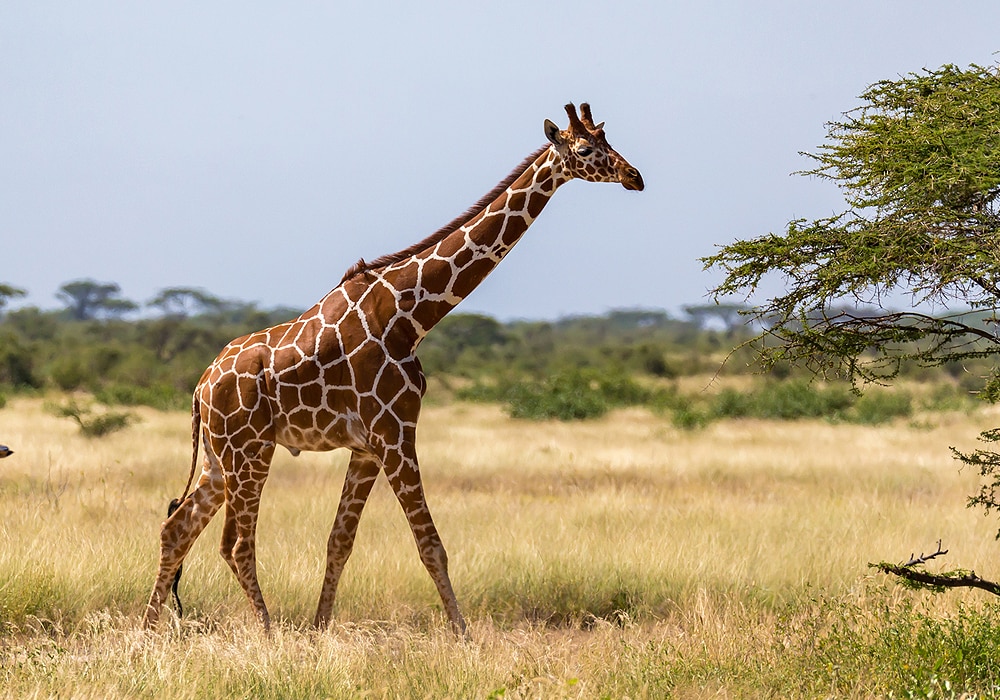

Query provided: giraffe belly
[275,408,368,454]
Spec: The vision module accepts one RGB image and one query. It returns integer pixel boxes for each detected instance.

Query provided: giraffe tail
[166,393,202,618]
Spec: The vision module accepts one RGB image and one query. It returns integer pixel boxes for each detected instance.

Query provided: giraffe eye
[575,145,593,157]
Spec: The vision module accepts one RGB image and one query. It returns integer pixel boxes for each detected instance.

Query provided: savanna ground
[3,391,1000,698]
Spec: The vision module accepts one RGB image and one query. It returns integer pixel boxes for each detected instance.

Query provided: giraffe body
[145,104,643,633]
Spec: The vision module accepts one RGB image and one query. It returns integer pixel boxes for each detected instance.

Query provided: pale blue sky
[3,2,998,319]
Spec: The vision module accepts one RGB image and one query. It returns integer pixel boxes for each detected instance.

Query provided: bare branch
[902,539,948,567]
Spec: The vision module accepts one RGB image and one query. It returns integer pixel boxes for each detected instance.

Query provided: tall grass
[1,395,999,697]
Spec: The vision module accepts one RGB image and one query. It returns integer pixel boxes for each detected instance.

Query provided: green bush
[459,368,651,421]
[506,370,611,420]
[850,390,913,425]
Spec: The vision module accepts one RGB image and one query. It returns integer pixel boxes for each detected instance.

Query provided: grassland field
[2,389,1000,698]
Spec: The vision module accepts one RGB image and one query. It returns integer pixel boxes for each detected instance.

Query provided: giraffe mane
[340,144,551,284]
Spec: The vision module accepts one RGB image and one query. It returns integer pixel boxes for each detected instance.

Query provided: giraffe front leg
[144,466,225,629]
[314,452,381,628]
[383,445,468,638]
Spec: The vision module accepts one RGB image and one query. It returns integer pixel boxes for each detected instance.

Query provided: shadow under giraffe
[144,103,644,635]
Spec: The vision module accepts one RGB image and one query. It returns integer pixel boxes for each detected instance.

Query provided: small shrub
[47,399,136,438]
[458,369,650,421]
[506,370,610,421]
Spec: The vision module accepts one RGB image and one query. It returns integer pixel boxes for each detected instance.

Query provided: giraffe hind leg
[144,459,226,629]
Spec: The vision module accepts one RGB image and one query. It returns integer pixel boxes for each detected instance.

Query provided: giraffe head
[544,103,644,191]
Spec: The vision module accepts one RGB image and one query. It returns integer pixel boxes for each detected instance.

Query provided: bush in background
[458,368,652,421]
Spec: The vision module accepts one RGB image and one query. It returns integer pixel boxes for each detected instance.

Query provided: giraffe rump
[340,145,550,284]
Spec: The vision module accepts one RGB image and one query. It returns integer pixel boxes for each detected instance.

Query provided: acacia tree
[0,283,27,316]
[57,279,138,320]
[147,287,226,318]
[705,63,1000,588]
[683,302,750,335]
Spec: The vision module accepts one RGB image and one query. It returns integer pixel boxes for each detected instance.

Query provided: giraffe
[144,103,644,635]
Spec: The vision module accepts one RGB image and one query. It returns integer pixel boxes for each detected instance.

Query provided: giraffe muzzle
[620,166,644,191]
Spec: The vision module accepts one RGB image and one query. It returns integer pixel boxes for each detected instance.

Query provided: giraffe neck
[373,146,567,344]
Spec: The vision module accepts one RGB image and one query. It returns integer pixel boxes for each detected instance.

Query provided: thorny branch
[872,541,1000,597]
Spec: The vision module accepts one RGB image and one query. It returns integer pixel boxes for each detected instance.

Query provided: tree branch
[871,542,1000,597]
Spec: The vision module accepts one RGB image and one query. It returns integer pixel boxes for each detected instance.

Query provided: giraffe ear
[544,119,564,145]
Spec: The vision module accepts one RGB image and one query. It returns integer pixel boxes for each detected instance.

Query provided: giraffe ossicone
[144,103,644,635]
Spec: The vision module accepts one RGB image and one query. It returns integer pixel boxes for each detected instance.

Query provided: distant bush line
[457,370,969,427]
[0,299,985,425]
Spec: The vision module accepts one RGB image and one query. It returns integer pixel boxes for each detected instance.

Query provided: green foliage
[776,590,1000,696]
[954,428,1000,538]
[706,63,1000,386]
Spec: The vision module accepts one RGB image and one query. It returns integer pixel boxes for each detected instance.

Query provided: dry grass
[1,395,1000,697]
